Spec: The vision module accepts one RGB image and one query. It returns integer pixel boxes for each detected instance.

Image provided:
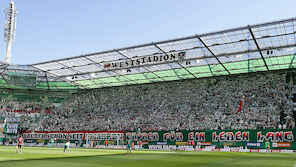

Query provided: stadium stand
[0,94,55,132]
[30,70,295,132]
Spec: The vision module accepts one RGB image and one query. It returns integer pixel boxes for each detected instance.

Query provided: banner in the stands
[22,131,124,141]
[22,129,296,149]
[125,129,296,149]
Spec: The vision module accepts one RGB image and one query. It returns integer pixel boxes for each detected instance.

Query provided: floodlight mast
[4,1,17,64]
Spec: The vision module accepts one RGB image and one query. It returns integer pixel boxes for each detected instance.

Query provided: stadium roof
[0,62,76,90]
[4,17,296,90]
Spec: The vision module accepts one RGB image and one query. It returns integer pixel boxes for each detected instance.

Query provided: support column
[247,33,251,73]
[40,94,48,116]
[289,54,296,68]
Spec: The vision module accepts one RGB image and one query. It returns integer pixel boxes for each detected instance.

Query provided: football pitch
[0,146,295,167]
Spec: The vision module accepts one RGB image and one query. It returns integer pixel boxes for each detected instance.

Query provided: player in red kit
[138,140,142,150]
[16,136,23,154]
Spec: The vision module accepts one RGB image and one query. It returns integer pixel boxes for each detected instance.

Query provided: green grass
[0,146,295,167]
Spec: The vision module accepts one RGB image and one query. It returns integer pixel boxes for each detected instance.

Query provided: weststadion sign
[103,51,186,70]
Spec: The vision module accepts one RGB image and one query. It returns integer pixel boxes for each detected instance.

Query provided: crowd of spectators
[0,98,51,131]
[32,71,295,132]
[1,99,43,113]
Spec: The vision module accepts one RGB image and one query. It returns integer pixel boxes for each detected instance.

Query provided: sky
[0,0,295,65]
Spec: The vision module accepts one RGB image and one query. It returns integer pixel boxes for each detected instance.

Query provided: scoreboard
[7,72,37,88]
